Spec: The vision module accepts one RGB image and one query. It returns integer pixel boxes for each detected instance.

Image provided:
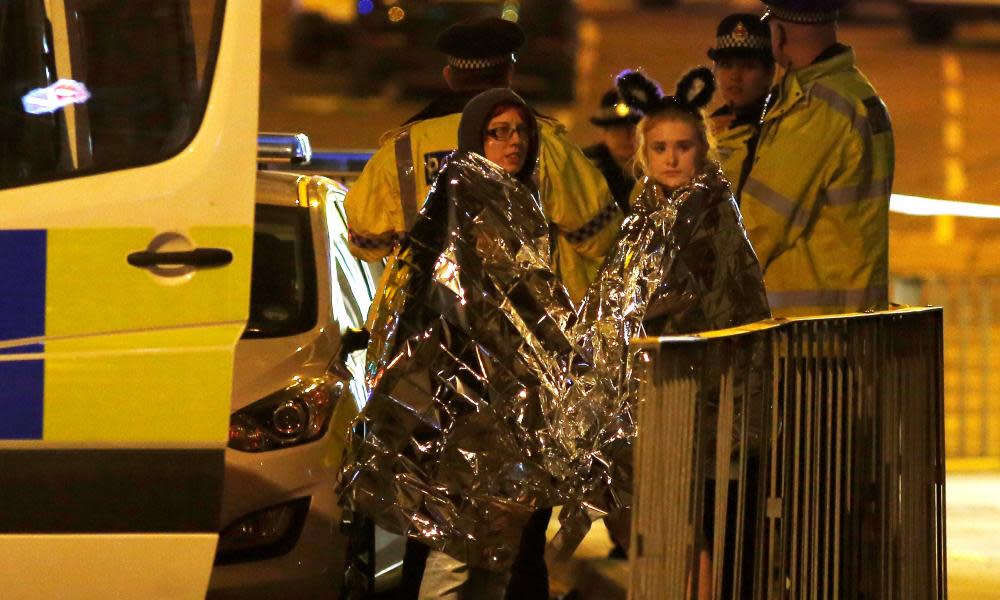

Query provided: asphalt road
[260,0,1000,205]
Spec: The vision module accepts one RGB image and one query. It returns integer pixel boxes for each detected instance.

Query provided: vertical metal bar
[831,320,845,600]
[875,317,886,599]
[820,322,834,599]
[875,317,887,599]
[841,316,858,598]
[807,321,820,600]
[765,330,785,600]
[913,310,937,599]
[887,316,900,600]
[751,335,770,600]
[687,349,704,600]
[861,315,878,599]
[788,324,804,598]
[915,312,929,599]
[730,349,749,600]
[896,314,911,600]
[934,310,949,600]
[713,358,733,599]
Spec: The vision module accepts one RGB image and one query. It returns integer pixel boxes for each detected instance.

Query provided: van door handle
[127,248,233,269]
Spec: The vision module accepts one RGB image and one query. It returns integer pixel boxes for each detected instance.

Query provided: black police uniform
[583,89,641,215]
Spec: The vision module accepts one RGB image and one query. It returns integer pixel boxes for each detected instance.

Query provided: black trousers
[395,507,553,600]
[505,507,552,599]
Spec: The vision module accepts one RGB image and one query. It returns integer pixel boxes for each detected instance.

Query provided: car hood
[230,327,339,411]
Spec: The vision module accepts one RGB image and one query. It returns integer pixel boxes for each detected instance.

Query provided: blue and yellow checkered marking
[0,230,46,439]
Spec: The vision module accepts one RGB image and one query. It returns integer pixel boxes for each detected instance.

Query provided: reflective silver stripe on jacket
[824,178,892,206]
[394,129,418,231]
[743,177,811,228]
[766,286,888,310]
[810,84,870,136]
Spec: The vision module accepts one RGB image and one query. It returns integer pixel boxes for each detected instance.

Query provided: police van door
[0,1,258,598]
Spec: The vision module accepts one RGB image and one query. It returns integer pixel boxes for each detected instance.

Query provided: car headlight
[228,378,344,452]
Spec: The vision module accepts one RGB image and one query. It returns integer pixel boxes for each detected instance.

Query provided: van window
[244,205,319,339]
[0,0,225,190]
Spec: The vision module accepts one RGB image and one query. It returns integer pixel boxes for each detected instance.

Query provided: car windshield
[243,205,318,339]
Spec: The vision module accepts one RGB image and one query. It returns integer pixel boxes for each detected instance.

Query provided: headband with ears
[615,66,716,118]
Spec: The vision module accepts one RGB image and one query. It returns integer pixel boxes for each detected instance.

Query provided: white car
[208,134,401,599]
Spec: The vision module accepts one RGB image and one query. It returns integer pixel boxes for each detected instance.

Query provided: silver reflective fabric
[338,154,769,569]
[551,164,771,554]
[339,152,579,570]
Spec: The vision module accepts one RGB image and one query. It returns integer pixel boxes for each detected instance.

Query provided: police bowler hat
[707,13,773,62]
[435,17,525,70]
[760,0,846,24]
[590,89,643,127]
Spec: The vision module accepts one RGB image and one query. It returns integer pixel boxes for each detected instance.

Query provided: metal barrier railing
[629,308,946,599]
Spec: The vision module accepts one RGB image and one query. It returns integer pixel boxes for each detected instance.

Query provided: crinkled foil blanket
[337,152,770,570]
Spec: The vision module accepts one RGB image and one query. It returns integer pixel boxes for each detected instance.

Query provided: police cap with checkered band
[435,17,525,71]
[707,13,773,62]
[590,89,643,127]
[760,0,846,24]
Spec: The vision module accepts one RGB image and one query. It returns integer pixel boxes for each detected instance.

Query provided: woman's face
[483,107,531,175]
[714,56,774,110]
[644,118,705,190]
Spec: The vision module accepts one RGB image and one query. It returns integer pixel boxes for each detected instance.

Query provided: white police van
[0,1,258,597]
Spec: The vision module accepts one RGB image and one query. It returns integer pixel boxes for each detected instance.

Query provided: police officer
[741,0,894,316]
[344,17,621,305]
[707,13,775,198]
[584,89,641,214]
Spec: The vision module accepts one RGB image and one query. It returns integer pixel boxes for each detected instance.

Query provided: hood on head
[457,87,539,182]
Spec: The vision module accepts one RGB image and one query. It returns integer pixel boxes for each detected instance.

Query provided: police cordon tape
[890,193,1000,219]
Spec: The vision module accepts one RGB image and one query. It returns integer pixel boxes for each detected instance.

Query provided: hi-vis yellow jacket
[710,98,768,197]
[741,47,894,317]
[714,118,756,195]
[345,111,621,303]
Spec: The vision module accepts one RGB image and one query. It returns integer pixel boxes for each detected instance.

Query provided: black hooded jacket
[457,88,540,187]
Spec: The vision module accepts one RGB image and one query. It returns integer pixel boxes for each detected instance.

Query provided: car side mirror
[339,327,369,359]
[330,327,370,380]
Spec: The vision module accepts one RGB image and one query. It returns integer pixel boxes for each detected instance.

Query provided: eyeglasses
[485,124,532,142]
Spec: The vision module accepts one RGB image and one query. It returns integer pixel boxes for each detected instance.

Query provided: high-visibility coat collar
[765,46,857,122]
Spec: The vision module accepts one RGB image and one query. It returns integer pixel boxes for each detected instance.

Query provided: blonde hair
[631,106,717,180]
